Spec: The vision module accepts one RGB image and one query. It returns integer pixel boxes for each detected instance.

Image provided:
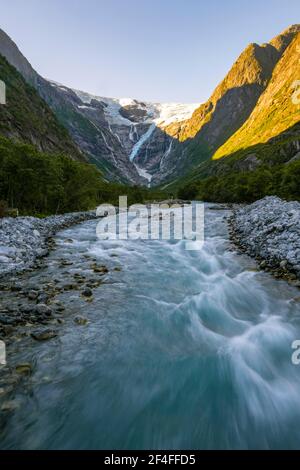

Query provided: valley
[0,16,300,452]
[0,25,299,195]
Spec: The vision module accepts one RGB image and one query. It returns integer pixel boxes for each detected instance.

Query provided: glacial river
[1,205,300,449]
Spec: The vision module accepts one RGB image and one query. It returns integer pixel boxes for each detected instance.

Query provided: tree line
[0,137,166,217]
[178,162,300,203]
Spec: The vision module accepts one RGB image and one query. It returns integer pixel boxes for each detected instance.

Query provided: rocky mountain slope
[0,29,141,183]
[153,25,300,184]
[213,29,300,160]
[0,25,299,188]
[0,28,197,185]
[74,90,198,185]
[38,81,145,184]
[0,54,84,161]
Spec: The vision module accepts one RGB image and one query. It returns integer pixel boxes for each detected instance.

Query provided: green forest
[178,161,300,203]
[0,137,165,217]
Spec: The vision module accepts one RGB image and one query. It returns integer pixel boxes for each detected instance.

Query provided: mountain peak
[269,24,300,53]
[280,24,300,35]
[213,29,300,160]
[0,28,37,85]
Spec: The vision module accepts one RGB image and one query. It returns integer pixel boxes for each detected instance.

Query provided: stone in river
[31,329,58,341]
[74,316,88,326]
[0,316,16,325]
[15,363,33,375]
[64,239,74,244]
[1,400,22,412]
[35,304,53,317]
[81,287,93,298]
[91,264,109,274]
[28,290,39,300]
[37,293,49,304]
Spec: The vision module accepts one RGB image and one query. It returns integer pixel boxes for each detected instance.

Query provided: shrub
[0,199,8,218]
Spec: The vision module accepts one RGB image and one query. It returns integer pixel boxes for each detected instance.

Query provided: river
[1,205,300,449]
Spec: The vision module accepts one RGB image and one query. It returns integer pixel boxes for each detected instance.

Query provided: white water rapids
[1,205,300,449]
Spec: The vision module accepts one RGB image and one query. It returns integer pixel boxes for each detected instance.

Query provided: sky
[1,0,300,103]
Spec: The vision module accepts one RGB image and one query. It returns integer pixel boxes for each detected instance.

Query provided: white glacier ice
[129,123,156,162]
[73,88,199,130]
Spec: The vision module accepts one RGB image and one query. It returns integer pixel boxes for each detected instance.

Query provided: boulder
[31,329,58,341]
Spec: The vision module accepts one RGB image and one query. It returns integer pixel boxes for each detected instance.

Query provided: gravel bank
[0,211,98,277]
[229,196,300,283]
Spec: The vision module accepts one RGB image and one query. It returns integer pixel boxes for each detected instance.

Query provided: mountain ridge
[0,27,199,185]
[213,30,300,159]
[0,25,299,189]
[0,53,85,161]
[0,29,142,184]
[147,24,300,184]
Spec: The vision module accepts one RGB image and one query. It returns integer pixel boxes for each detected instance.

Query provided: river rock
[37,293,49,304]
[28,290,39,300]
[81,287,93,298]
[230,196,300,280]
[0,315,16,325]
[35,304,52,317]
[0,210,98,277]
[74,316,88,326]
[1,399,22,412]
[15,363,33,375]
[31,329,58,341]
[91,264,109,274]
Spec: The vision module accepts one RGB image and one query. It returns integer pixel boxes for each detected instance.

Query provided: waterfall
[160,140,173,170]
[129,123,156,162]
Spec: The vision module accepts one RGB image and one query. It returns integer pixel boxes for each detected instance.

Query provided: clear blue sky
[1,0,299,102]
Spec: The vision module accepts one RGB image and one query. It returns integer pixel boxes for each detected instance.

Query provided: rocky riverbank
[0,215,116,407]
[229,196,300,284]
[0,210,104,354]
[0,211,98,278]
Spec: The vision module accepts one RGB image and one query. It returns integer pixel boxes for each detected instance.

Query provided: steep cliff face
[72,92,198,185]
[0,54,84,161]
[0,28,144,184]
[38,83,145,183]
[167,26,300,197]
[151,43,281,183]
[269,24,300,53]
[0,29,37,86]
[178,45,278,142]
[1,25,299,188]
[132,103,198,180]
[152,25,300,184]
[213,31,300,159]
[0,28,198,185]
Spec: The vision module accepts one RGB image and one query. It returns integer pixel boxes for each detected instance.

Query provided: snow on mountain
[154,103,199,127]
[71,88,199,186]
[73,89,198,128]
[130,123,156,161]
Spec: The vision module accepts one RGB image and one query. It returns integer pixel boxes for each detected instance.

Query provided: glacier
[129,123,156,161]
[72,87,199,185]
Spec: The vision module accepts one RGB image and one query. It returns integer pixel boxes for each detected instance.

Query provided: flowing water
[1,206,300,449]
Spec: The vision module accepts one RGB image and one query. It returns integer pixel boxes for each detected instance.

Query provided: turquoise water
[1,206,300,449]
